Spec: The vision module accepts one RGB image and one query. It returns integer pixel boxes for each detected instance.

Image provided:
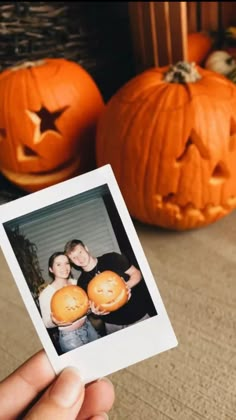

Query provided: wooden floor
[1,211,236,419]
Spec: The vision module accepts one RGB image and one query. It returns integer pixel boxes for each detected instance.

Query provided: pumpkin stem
[164,61,202,83]
[10,60,45,71]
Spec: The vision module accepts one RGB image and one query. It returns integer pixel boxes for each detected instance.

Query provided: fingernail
[98,413,109,420]
[49,367,83,408]
[98,376,113,385]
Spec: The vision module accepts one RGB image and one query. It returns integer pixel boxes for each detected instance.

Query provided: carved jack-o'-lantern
[0,58,104,192]
[96,62,236,230]
[51,285,89,323]
[87,270,128,312]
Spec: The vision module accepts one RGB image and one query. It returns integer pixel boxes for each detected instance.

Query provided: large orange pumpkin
[87,271,128,312]
[51,285,89,323]
[96,61,236,230]
[0,58,104,192]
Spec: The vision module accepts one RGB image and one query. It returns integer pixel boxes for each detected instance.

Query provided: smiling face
[67,244,94,271]
[49,254,71,280]
[87,271,128,312]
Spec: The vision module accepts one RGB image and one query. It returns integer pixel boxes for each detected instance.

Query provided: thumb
[25,367,85,419]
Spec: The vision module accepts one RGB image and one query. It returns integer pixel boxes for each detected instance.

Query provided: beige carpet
[1,210,236,419]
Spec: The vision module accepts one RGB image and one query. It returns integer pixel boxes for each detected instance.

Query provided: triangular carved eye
[229,118,236,151]
[176,129,209,163]
[23,145,39,157]
[230,117,236,137]
[176,139,193,162]
[210,161,230,185]
[163,193,175,203]
[17,145,39,162]
[229,136,236,151]
[0,128,6,141]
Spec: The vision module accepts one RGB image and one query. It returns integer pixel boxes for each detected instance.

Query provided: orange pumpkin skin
[1,159,80,193]
[51,285,89,323]
[0,58,104,191]
[187,32,213,65]
[96,63,236,230]
[87,271,128,312]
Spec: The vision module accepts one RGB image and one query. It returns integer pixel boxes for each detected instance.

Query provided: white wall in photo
[19,196,120,283]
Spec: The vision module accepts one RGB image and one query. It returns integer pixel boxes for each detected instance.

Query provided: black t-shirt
[77,252,157,325]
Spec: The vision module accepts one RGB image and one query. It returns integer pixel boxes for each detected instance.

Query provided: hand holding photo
[0,164,177,384]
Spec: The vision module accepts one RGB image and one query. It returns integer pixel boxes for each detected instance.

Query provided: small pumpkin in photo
[96,61,236,230]
[87,271,128,312]
[187,32,213,65]
[0,58,104,192]
[51,285,89,323]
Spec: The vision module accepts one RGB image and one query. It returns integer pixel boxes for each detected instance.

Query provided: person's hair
[64,239,85,255]
[48,251,71,279]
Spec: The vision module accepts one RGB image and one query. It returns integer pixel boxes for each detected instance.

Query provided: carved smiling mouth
[99,289,126,306]
[154,194,236,223]
[153,145,236,227]
[1,157,80,190]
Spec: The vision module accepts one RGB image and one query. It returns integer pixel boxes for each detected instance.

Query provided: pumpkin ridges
[121,93,167,222]
[150,108,192,224]
[117,69,165,104]
[8,72,19,171]
[96,63,236,230]
[0,58,104,188]
[140,96,192,224]
[126,96,161,221]
[117,99,147,220]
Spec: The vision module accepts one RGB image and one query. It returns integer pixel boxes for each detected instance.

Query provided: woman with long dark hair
[39,251,100,353]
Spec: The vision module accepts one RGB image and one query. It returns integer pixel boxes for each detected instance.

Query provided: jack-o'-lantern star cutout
[26,106,68,144]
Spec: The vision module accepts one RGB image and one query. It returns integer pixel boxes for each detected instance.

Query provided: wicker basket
[0,2,135,100]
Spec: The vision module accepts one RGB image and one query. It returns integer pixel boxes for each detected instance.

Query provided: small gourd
[205,50,236,75]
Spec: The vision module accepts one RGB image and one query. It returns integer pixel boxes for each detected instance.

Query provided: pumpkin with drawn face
[0,58,104,192]
[96,62,236,230]
[88,271,128,312]
[51,285,89,323]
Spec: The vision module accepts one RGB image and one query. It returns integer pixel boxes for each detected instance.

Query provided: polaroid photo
[0,164,177,384]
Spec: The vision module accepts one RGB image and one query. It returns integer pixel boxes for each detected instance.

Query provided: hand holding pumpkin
[51,313,87,328]
[89,301,110,316]
[51,313,73,327]
[125,283,132,301]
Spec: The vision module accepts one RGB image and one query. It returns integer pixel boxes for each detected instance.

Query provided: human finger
[126,285,132,300]
[25,367,85,419]
[77,377,115,420]
[0,349,55,419]
[86,414,109,420]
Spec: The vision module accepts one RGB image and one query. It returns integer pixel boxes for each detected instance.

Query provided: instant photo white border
[0,164,177,383]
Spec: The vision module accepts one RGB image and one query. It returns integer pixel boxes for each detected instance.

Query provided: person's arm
[0,350,114,419]
[125,264,142,289]
[39,288,57,329]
